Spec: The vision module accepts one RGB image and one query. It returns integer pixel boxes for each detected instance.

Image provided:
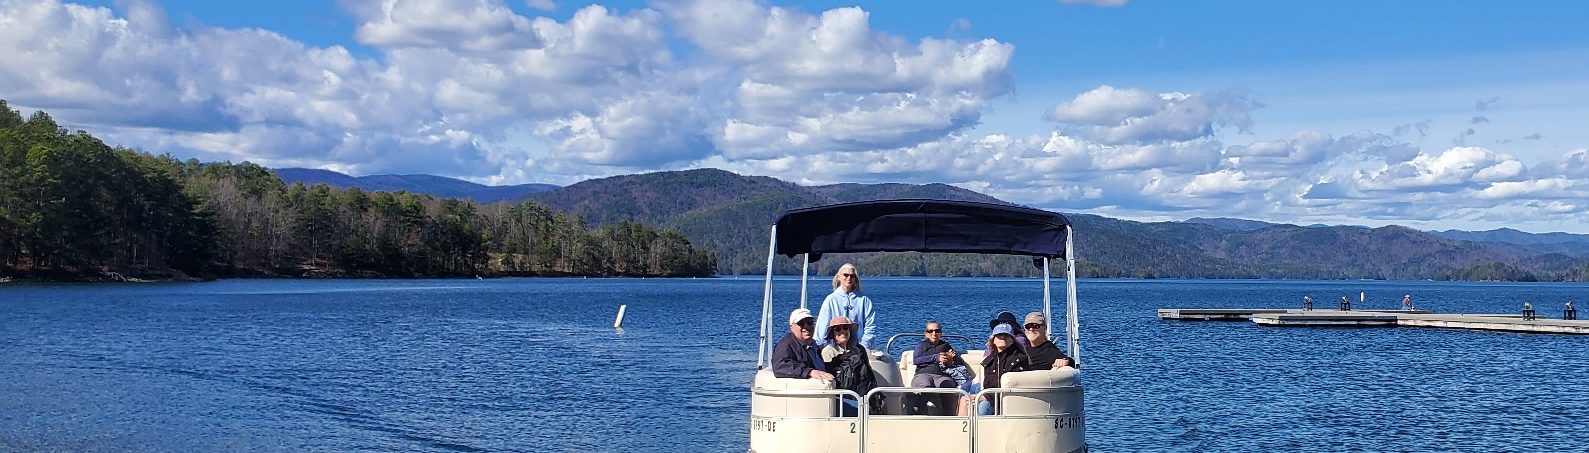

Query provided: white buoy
[1360,291,1366,303]
[614,304,627,328]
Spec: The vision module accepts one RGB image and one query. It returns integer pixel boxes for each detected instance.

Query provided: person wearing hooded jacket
[814,263,877,349]
[820,316,877,416]
[961,324,1030,416]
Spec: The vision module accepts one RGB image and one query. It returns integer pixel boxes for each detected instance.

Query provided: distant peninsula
[0,101,714,281]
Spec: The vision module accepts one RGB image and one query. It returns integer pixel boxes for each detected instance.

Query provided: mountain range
[275,168,1589,280]
[274,168,558,203]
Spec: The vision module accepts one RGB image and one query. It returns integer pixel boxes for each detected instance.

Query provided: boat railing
[883,333,975,358]
[862,387,974,452]
[751,387,864,410]
[973,385,1084,423]
[755,385,1080,451]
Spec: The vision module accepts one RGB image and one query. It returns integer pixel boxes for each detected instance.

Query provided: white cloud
[1360,146,1525,192]
[1045,85,1258,144]
[351,0,543,51]
[1474,178,1572,200]
[1178,170,1277,197]
[665,0,1015,156]
[5,0,1589,232]
[1545,148,1589,178]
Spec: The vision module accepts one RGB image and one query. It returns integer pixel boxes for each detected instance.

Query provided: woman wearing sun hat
[820,316,877,416]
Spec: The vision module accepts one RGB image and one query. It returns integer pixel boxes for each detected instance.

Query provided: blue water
[2,278,1586,452]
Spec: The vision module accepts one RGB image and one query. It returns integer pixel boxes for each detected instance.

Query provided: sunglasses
[839,273,857,278]
[1024,323,1045,330]
[797,319,815,328]
[924,328,941,333]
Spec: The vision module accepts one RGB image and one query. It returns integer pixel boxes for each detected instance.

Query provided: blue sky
[5,0,1589,232]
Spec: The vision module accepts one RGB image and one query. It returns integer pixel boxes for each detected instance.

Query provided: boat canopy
[773,199,1071,261]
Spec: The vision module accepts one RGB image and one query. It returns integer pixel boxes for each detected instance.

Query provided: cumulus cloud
[1474,178,1572,200]
[351,0,544,51]
[4,0,1587,231]
[1044,85,1258,144]
[1360,146,1525,192]
[663,0,1014,157]
[0,0,694,174]
[1545,148,1589,177]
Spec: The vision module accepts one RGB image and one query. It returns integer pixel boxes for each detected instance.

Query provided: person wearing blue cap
[982,311,1029,358]
[959,323,1030,416]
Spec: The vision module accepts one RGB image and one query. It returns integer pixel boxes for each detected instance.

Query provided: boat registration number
[1054,415,1083,430]
[751,417,779,432]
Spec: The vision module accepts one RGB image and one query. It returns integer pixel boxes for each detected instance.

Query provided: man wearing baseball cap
[1022,312,1074,369]
[771,307,835,383]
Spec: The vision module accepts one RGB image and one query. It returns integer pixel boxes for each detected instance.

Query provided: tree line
[0,101,715,280]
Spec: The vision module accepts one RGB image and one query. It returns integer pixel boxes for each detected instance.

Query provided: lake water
[2,278,1586,452]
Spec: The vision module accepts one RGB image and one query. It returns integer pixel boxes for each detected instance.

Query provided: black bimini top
[774,199,1070,260]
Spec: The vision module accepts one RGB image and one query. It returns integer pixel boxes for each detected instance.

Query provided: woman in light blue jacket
[814,263,876,349]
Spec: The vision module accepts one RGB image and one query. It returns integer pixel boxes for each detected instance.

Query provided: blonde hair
[830,263,861,292]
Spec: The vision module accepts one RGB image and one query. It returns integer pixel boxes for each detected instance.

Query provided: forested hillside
[522,169,1589,281]
[0,101,713,280]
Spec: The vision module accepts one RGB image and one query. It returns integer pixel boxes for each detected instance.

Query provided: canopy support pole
[757,225,777,369]
[1043,258,1052,339]
[800,253,809,309]
[1065,227,1081,365]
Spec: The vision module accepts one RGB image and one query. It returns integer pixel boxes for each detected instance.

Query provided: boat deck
[1161,308,1588,335]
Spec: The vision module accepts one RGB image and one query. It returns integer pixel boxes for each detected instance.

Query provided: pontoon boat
[751,200,1084,453]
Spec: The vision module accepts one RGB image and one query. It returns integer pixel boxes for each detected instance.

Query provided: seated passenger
[910,320,971,415]
[820,316,877,416]
[1021,312,1074,369]
[983,311,1030,358]
[772,308,834,383]
[961,324,1030,416]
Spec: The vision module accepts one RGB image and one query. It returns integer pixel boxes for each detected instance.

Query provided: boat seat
[997,367,1082,416]
[752,369,836,417]
[898,349,987,387]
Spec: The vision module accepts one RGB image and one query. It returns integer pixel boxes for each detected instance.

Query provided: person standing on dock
[1522,301,1536,321]
[1340,296,1351,311]
[1303,295,1313,311]
[1565,300,1577,320]
[1402,294,1413,310]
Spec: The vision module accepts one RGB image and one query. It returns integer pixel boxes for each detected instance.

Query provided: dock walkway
[1160,308,1589,335]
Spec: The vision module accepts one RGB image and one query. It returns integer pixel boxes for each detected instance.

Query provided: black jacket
[913,339,967,376]
[771,332,820,379]
[825,345,877,397]
[980,345,1030,389]
[1026,339,1074,370]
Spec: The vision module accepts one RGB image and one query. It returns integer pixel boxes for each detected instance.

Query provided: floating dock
[1157,308,1428,320]
[1161,309,1589,335]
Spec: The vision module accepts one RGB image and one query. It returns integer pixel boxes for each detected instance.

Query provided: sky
[3,0,1589,233]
